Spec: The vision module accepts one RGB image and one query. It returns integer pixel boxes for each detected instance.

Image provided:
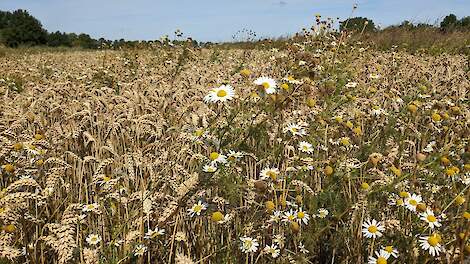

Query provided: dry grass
[0,33,469,264]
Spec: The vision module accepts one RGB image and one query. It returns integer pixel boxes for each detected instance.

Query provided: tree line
[0,9,469,48]
[340,14,470,33]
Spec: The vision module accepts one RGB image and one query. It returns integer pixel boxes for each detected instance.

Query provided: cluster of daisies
[363,190,453,263]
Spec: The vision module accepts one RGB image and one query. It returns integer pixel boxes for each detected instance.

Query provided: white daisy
[227,150,243,162]
[240,236,259,253]
[368,250,390,264]
[264,244,280,258]
[203,85,235,103]
[296,208,310,225]
[298,141,313,154]
[209,152,227,164]
[203,164,217,173]
[299,242,309,254]
[86,234,101,246]
[284,123,307,137]
[268,210,282,223]
[381,245,399,258]
[260,167,280,181]
[420,209,441,229]
[317,208,329,218]
[144,227,165,239]
[419,234,443,256]
[187,201,207,217]
[254,77,277,94]
[284,76,302,85]
[134,244,147,256]
[362,219,385,239]
[405,193,422,212]
[345,82,358,88]
[82,203,100,213]
[282,210,296,223]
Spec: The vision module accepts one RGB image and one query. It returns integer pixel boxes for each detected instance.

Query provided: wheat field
[0,36,469,264]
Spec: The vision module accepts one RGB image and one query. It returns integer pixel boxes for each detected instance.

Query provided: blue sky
[1,0,469,42]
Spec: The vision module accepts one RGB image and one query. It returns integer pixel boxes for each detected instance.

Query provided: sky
[0,0,469,42]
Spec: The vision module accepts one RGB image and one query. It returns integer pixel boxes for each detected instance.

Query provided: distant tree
[0,9,47,47]
[459,16,470,29]
[440,14,458,29]
[72,33,97,49]
[47,31,72,47]
[340,17,376,33]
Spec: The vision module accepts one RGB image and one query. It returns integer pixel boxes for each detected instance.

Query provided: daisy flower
[362,219,385,239]
[264,244,280,258]
[134,244,147,256]
[345,82,358,88]
[254,77,277,94]
[187,201,207,217]
[284,123,307,137]
[82,203,100,213]
[268,210,282,223]
[260,167,280,181]
[86,234,101,246]
[368,250,390,264]
[405,193,422,212]
[203,85,235,103]
[240,236,259,253]
[381,245,399,258]
[419,234,443,256]
[296,208,310,225]
[298,141,313,153]
[420,209,441,229]
[282,210,296,223]
[299,242,309,254]
[209,152,226,164]
[227,150,243,162]
[203,164,217,173]
[284,76,302,85]
[144,227,165,239]
[317,208,329,218]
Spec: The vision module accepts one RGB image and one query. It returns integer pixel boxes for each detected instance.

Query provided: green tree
[440,14,458,29]
[0,9,47,47]
[339,17,376,33]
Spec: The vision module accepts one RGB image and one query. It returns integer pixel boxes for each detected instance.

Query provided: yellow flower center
[340,138,350,146]
[244,240,252,248]
[103,176,111,182]
[288,214,295,221]
[297,212,305,219]
[384,246,393,253]
[209,152,219,161]
[194,129,203,137]
[428,236,439,247]
[267,171,277,180]
[216,90,227,97]
[427,215,437,223]
[368,225,378,233]
[396,199,404,206]
[377,257,387,264]
[409,199,417,206]
[262,82,270,89]
[193,204,202,212]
